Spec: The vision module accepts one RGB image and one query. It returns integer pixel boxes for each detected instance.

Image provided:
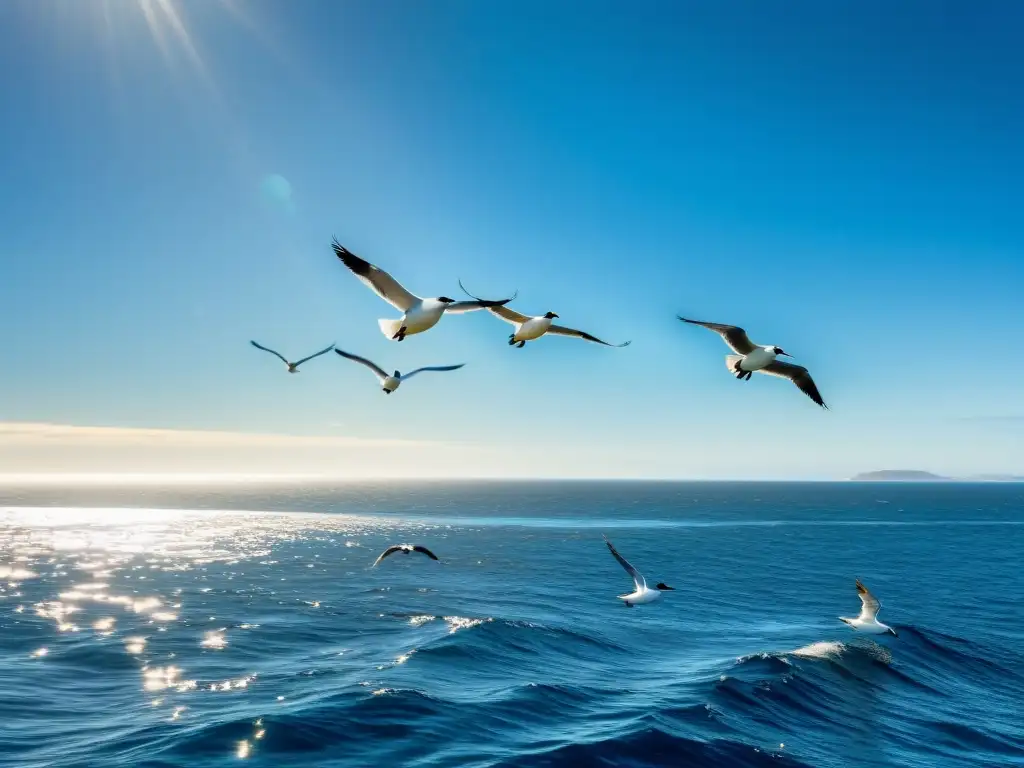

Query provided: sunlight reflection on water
[1,505,414,743]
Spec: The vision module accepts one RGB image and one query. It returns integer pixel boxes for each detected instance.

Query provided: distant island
[851,470,1023,482]
[851,470,949,482]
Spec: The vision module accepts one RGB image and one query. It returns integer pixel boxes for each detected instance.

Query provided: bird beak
[779,351,793,357]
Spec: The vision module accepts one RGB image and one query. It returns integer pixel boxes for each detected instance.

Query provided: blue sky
[0,1,1021,478]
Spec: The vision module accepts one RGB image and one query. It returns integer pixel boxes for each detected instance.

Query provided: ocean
[1,481,1022,768]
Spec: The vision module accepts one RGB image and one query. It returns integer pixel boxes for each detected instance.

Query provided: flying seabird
[678,317,827,408]
[603,535,674,607]
[486,306,631,348]
[839,579,897,636]
[331,239,515,341]
[250,341,335,373]
[335,349,464,394]
[372,544,440,567]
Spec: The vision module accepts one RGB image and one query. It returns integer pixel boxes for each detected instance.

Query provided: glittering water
[1,481,1023,767]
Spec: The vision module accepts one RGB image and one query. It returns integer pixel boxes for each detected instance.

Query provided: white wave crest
[791,641,846,659]
[444,616,493,634]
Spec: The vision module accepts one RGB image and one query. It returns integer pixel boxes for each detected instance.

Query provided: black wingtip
[459,279,518,306]
[331,238,370,275]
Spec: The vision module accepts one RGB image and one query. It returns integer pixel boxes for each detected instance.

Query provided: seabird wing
[332,239,420,311]
[678,317,757,355]
[603,535,646,591]
[335,348,388,381]
[855,579,881,621]
[447,280,518,314]
[372,545,405,567]
[412,545,440,561]
[486,305,532,325]
[401,364,466,381]
[250,340,290,365]
[293,344,336,368]
[760,361,828,409]
[548,324,631,347]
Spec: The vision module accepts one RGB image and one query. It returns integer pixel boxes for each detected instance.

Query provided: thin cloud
[0,422,434,449]
[953,415,1024,423]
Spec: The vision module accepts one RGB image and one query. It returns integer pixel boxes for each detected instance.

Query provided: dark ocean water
[2,481,1023,768]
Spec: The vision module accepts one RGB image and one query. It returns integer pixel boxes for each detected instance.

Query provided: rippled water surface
[2,481,1023,767]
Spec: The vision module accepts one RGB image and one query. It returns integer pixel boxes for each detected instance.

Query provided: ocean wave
[492,727,814,768]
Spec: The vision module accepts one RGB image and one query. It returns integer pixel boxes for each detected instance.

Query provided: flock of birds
[248,239,893,637]
[369,537,896,636]
[249,238,828,407]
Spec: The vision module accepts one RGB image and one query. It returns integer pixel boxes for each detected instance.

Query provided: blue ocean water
[1,481,1023,768]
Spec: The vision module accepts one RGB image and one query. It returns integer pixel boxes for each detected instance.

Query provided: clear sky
[0,1,1021,479]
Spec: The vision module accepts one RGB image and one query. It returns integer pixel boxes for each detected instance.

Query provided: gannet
[372,544,440,567]
[250,341,334,373]
[335,349,464,394]
[603,535,674,607]
[332,239,515,341]
[678,316,827,408]
[486,306,631,348]
[840,579,898,636]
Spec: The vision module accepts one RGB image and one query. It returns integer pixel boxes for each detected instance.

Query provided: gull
[335,349,464,394]
[250,341,334,373]
[486,306,631,348]
[839,579,898,636]
[678,317,827,408]
[603,535,674,607]
[372,544,440,567]
[332,238,515,341]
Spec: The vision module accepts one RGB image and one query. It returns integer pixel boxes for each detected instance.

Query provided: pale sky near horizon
[0,1,1021,479]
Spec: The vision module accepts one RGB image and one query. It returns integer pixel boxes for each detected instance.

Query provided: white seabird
[335,348,464,394]
[332,239,515,341]
[678,316,827,408]
[603,535,674,607]
[840,579,898,636]
[250,341,335,373]
[372,544,440,567]
[486,306,631,348]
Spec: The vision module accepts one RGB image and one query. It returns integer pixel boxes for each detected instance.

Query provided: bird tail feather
[378,318,403,340]
[725,354,743,372]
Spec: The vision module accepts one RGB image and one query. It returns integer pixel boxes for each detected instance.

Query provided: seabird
[250,341,334,373]
[332,239,515,341]
[372,544,440,567]
[335,349,464,394]
[603,535,674,607]
[839,579,897,636]
[486,306,631,348]
[678,317,827,408]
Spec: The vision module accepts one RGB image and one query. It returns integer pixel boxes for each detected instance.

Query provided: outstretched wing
[760,360,828,409]
[548,325,631,347]
[332,239,420,311]
[250,340,289,365]
[603,535,646,591]
[856,579,881,621]
[412,545,440,561]
[447,279,518,314]
[485,305,532,325]
[678,317,757,355]
[401,364,466,381]
[372,545,405,567]
[335,348,388,381]
[293,344,335,368]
